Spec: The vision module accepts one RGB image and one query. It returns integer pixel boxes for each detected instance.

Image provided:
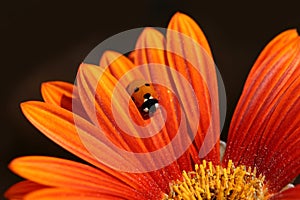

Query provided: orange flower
[5,13,300,200]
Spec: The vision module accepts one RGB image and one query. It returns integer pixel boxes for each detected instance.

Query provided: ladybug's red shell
[126,80,159,118]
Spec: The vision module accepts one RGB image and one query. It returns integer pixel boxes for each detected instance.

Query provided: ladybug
[126,80,159,119]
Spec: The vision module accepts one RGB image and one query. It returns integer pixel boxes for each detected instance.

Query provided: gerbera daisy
[5,12,300,200]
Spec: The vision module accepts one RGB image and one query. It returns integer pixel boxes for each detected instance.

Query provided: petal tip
[140,27,164,38]
[100,50,121,65]
[289,28,299,36]
[172,11,185,18]
[8,157,26,174]
[79,63,102,76]
[20,101,34,113]
[142,27,158,33]
[170,12,194,23]
[40,81,52,96]
[41,81,50,88]
[136,27,165,49]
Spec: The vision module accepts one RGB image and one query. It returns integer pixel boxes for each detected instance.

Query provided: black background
[1,0,299,198]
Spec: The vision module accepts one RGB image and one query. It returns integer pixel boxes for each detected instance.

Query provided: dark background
[1,0,299,198]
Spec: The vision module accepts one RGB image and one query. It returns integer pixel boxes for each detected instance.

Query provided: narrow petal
[167,12,220,164]
[9,156,138,197]
[132,27,166,80]
[99,50,143,85]
[134,27,166,64]
[5,181,47,200]
[223,30,300,192]
[24,188,146,200]
[269,185,300,200]
[20,101,162,198]
[168,12,212,56]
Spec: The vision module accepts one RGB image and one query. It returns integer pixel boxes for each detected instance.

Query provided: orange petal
[99,28,196,186]
[24,188,147,200]
[134,27,166,64]
[77,63,175,155]
[9,156,137,196]
[76,64,164,185]
[77,63,183,191]
[167,12,220,164]
[223,30,300,192]
[256,77,300,192]
[41,81,89,119]
[133,27,193,172]
[132,27,196,185]
[168,12,212,56]
[249,29,298,74]
[41,81,74,108]
[132,27,166,80]
[76,63,147,151]
[20,101,104,169]
[99,50,143,85]
[5,181,47,200]
[269,185,300,200]
[20,101,161,197]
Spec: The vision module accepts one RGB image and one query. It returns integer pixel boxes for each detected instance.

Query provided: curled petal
[41,81,88,119]
[41,81,74,108]
[5,181,47,200]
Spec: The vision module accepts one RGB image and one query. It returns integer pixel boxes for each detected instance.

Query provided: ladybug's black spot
[131,96,135,101]
[134,87,139,92]
[141,98,159,114]
[145,83,150,86]
[143,93,151,99]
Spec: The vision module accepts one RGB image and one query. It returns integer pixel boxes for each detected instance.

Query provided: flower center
[164,160,269,200]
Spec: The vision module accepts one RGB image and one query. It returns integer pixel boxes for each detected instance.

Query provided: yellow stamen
[165,160,269,200]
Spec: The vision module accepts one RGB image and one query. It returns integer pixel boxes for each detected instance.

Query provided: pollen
[164,160,269,200]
